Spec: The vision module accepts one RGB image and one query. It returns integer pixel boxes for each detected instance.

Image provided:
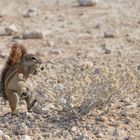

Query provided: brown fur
[1,43,43,114]
[1,44,27,100]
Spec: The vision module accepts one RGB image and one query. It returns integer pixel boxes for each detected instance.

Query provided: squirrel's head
[22,54,44,75]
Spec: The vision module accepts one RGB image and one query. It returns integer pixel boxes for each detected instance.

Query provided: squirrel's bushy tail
[0,43,27,99]
[7,43,27,65]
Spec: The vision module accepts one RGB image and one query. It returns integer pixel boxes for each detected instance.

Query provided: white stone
[2,134,11,140]
[49,49,62,55]
[0,52,8,58]
[20,135,32,140]
[0,130,3,136]
[71,126,77,132]
[5,24,18,35]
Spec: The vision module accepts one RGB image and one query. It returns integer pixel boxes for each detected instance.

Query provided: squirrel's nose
[40,64,44,71]
[40,66,44,71]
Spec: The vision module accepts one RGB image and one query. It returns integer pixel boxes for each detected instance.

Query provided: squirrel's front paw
[11,110,20,117]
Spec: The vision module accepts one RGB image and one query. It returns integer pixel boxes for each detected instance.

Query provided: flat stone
[12,123,27,135]
[20,135,32,140]
[49,48,62,55]
[22,30,43,39]
[5,24,18,35]
[79,0,98,6]
[104,31,116,38]
[23,8,41,17]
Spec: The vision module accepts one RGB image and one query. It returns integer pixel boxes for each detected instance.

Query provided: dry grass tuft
[29,60,139,119]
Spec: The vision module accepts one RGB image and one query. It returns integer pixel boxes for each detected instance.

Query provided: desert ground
[0,0,140,140]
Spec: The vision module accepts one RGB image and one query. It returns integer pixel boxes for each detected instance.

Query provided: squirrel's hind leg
[24,94,37,112]
[7,91,19,115]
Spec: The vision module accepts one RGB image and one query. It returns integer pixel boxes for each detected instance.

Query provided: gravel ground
[0,0,140,140]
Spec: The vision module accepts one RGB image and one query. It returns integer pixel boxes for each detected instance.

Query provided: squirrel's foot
[11,110,20,117]
[27,99,37,112]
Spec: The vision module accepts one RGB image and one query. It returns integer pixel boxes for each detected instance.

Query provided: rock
[94,23,101,29]
[79,61,93,70]
[104,48,111,54]
[12,123,27,135]
[112,129,122,137]
[0,130,3,136]
[32,104,42,114]
[137,65,140,71]
[101,43,111,54]
[20,135,31,140]
[49,48,62,55]
[36,135,44,140]
[2,134,11,140]
[0,52,8,58]
[35,114,43,120]
[65,40,73,45]
[22,30,43,39]
[75,135,89,140]
[71,126,77,132]
[20,112,29,120]
[4,24,18,35]
[79,0,98,6]
[96,116,108,122]
[96,132,104,138]
[104,31,116,38]
[126,103,137,109]
[47,41,54,47]
[23,8,41,17]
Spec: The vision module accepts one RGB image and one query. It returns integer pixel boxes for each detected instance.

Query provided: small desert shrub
[29,60,139,118]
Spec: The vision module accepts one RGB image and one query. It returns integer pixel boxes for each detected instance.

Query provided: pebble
[79,0,98,6]
[32,104,42,114]
[12,123,27,135]
[126,103,137,109]
[2,134,11,140]
[0,52,8,58]
[104,48,111,54]
[94,23,101,29]
[22,30,43,39]
[112,129,122,137]
[49,48,62,55]
[79,60,93,70]
[101,43,111,54]
[4,24,18,35]
[96,116,108,122]
[23,8,41,17]
[47,41,54,48]
[20,135,32,140]
[0,130,3,136]
[96,132,104,138]
[65,40,73,45]
[71,126,77,132]
[137,65,140,71]
[104,31,116,38]
[75,135,89,140]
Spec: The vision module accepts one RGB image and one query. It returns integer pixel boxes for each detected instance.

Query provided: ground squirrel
[1,43,44,115]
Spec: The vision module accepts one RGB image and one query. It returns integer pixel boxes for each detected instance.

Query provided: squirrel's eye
[31,57,36,60]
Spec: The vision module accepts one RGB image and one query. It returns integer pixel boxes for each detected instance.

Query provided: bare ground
[0,0,140,140]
